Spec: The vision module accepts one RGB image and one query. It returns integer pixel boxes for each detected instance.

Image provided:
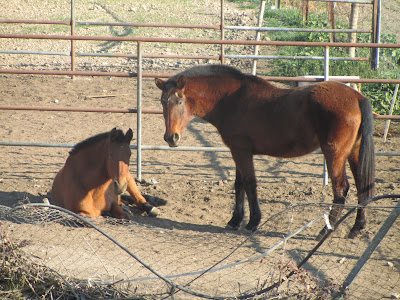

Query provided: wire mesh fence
[0,196,399,299]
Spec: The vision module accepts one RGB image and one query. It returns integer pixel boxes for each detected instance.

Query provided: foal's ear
[125,128,133,142]
[176,75,186,89]
[155,78,165,90]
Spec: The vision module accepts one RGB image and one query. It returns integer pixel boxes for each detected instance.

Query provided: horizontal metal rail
[1,49,369,62]
[225,25,371,34]
[310,0,373,3]
[1,105,399,120]
[1,68,399,84]
[226,54,369,61]
[1,33,400,49]
[0,50,219,61]
[0,141,398,156]
[0,19,221,30]
[0,105,162,114]
[0,18,371,33]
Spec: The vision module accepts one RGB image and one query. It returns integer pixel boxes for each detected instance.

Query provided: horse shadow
[0,190,282,237]
[0,190,48,208]
[92,3,134,52]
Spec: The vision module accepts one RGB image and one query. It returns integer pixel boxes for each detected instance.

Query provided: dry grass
[0,228,132,300]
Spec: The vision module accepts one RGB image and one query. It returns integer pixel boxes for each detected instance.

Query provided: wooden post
[348,3,359,58]
[251,0,266,75]
[327,2,336,43]
[220,0,225,64]
[70,0,76,79]
[302,0,309,24]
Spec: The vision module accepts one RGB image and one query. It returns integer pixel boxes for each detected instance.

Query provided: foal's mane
[69,129,126,155]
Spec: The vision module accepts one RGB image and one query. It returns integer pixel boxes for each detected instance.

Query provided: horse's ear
[125,128,133,142]
[176,75,186,89]
[110,127,118,138]
[155,78,165,90]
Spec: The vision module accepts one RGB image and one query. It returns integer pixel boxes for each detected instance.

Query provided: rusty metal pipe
[0,105,162,114]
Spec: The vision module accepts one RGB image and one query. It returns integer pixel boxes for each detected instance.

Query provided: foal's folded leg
[126,173,159,217]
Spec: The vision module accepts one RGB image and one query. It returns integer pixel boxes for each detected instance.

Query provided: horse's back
[308,81,364,108]
[51,166,66,207]
[222,79,365,157]
[51,156,82,210]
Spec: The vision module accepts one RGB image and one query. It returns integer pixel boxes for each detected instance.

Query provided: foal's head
[155,76,190,147]
[107,128,133,195]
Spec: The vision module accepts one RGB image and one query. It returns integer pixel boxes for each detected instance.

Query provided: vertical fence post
[383,83,399,142]
[348,3,359,58]
[220,0,225,64]
[251,0,266,75]
[136,41,143,180]
[302,0,309,23]
[70,0,76,76]
[323,46,330,186]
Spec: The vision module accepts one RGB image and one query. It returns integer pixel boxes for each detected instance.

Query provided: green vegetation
[229,0,400,115]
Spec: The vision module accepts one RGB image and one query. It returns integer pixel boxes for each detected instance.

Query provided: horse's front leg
[110,198,130,219]
[244,175,260,231]
[228,150,261,232]
[126,173,159,217]
[226,168,246,230]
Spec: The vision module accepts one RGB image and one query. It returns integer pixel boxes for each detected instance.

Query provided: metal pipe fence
[1,33,400,180]
[1,3,400,181]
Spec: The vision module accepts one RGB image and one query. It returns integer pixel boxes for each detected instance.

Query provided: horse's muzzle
[113,180,128,195]
[164,133,180,147]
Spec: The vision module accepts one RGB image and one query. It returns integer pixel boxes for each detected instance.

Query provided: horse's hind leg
[317,152,350,240]
[347,141,368,238]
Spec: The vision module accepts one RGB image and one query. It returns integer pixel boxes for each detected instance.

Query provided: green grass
[258,5,400,115]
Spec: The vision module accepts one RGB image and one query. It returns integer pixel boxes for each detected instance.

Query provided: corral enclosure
[1,0,400,299]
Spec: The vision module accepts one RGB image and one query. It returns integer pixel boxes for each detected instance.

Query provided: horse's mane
[69,129,126,155]
[170,64,247,81]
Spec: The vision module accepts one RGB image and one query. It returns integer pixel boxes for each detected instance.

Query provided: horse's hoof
[347,229,361,239]
[147,206,160,217]
[225,223,239,231]
[316,227,328,241]
[142,202,159,217]
[245,223,258,232]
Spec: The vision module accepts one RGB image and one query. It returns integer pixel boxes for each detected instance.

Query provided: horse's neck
[76,141,110,181]
[186,77,242,118]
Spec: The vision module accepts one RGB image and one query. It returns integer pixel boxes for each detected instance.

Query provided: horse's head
[155,76,191,147]
[107,128,133,195]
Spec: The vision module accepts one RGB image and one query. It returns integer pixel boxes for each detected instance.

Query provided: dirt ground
[0,74,399,299]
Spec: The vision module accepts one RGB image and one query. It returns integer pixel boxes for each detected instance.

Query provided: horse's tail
[357,97,376,202]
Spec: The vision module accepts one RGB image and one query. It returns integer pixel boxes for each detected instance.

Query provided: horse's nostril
[114,180,119,191]
[172,133,180,143]
[114,180,127,194]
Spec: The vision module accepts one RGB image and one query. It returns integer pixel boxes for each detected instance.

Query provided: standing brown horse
[155,64,375,238]
[51,128,159,219]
